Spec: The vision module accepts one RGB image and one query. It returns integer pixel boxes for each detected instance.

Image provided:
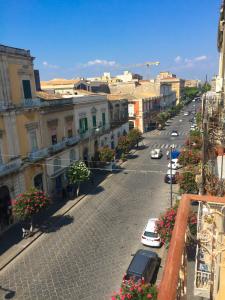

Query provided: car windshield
[144,231,158,238]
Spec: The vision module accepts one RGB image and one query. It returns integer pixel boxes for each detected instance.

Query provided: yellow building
[158,72,185,104]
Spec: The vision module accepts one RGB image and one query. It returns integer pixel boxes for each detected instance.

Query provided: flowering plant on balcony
[13,188,50,220]
[156,205,197,248]
[176,171,198,194]
[178,149,201,166]
[67,160,90,196]
[112,278,158,300]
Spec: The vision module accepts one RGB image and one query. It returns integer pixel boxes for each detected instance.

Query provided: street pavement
[0,104,195,300]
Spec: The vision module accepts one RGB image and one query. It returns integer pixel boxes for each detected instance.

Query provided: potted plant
[13,188,51,237]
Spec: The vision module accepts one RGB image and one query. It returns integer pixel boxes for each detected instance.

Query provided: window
[67,128,73,138]
[53,157,61,173]
[22,80,32,99]
[30,130,38,151]
[92,115,97,128]
[51,135,57,145]
[79,117,88,133]
[0,145,3,165]
[70,149,76,163]
[102,112,106,126]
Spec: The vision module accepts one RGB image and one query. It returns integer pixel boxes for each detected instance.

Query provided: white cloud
[82,59,118,67]
[42,61,59,69]
[194,55,207,61]
[174,56,182,63]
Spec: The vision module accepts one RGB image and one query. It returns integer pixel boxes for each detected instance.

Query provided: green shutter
[79,119,83,132]
[102,113,106,126]
[85,118,88,131]
[92,115,96,128]
[22,80,32,99]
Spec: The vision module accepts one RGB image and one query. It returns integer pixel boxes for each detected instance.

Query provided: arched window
[53,157,61,173]
[70,149,76,163]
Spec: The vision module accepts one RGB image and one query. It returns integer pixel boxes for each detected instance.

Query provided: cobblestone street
[0,115,188,300]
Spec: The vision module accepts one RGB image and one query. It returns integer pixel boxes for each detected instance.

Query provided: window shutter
[92,115,96,128]
[85,118,88,130]
[22,80,32,99]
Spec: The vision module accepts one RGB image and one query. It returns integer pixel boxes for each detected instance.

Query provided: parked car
[150,149,163,159]
[183,112,189,116]
[168,158,181,170]
[190,124,196,129]
[141,218,161,247]
[164,169,178,184]
[124,249,161,284]
[171,130,179,136]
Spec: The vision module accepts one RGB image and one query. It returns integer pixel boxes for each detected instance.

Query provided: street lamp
[170,145,173,207]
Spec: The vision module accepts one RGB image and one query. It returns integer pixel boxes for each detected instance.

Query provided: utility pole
[170,146,173,207]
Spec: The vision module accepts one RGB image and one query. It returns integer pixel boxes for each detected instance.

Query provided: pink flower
[147,294,152,299]
[137,286,142,293]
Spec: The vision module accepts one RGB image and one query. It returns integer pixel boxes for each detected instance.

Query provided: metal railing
[65,135,80,146]
[0,158,22,177]
[49,140,67,153]
[23,98,73,108]
[28,148,49,161]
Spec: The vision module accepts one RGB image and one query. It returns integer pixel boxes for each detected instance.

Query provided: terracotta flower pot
[215,145,224,156]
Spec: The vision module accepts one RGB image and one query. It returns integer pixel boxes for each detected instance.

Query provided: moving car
[183,112,189,116]
[150,149,163,159]
[164,169,178,184]
[168,158,181,170]
[141,218,161,247]
[171,130,179,136]
[124,249,160,284]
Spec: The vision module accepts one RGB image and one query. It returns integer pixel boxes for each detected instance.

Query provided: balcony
[66,136,80,146]
[0,158,22,177]
[79,124,111,140]
[28,148,49,162]
[49,141,67,154]
[23,98,73,108]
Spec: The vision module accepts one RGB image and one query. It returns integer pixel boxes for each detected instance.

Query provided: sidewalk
[0,169,109,271]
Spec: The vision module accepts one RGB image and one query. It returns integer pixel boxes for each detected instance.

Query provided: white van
[150,149,163,159]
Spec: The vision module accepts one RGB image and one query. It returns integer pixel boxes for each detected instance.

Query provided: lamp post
[170,145,173,207]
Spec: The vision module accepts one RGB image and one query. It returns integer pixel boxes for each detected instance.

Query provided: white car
[150,149,163,159]
[190,124,196,129]
[168,158,181,170]
[171,130,179,136]
[184,112,189,116]
[141,218,161,247]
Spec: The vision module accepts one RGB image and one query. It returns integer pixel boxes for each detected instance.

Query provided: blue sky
[0,0,221,80]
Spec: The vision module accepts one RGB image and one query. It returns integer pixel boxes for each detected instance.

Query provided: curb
[0,147,140,271]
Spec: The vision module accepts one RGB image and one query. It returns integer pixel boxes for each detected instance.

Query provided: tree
[201,82,211,93]
[127,128,142,148]
[156,112,168,128]
[178,149,201,166]
[13,188,51,234]
[99,146,115,163]
[117,136,131,154]
[67,161,90,196]
[183,87,199,100]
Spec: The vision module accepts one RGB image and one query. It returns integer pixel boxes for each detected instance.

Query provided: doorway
[0,186,12,232]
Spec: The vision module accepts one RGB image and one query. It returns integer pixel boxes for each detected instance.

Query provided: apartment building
[0,44,118,232]
[158,71,185,104]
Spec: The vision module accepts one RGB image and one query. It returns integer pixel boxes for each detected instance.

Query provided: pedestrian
[166,150,170,160]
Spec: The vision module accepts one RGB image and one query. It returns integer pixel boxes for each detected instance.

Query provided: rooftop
[41,78,81,86]
[36,91,65,100]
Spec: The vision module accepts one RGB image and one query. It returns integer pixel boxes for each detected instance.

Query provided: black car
[164,174,177,184]
[124,249,160,284]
